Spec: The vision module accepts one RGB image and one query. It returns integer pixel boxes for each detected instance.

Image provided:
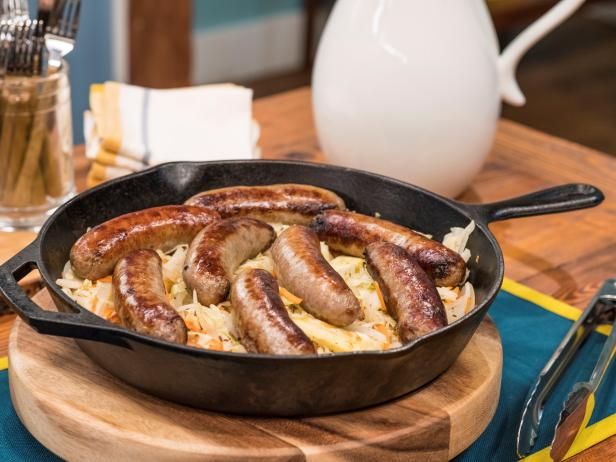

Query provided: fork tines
[41,0,81,70]
[0,0,81,77]
[0,0,29,22]
[0,19,46,77]
[46,0,81,39]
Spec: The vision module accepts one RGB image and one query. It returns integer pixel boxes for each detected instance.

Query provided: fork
[38,0,80,70]
[0,19,45,77]
[0,0,29,22]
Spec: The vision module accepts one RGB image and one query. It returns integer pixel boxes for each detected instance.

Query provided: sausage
[112,249,187,344]
[183,217,276,306]
[365,242,447,343]
[231,268,316,355]
[310,210,466,287]
[70,205,220,281]
[185,184,346,224]
[271,225,361,327]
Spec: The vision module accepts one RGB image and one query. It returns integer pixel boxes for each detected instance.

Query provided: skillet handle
[0,239,113,340]
[467,184,604,224]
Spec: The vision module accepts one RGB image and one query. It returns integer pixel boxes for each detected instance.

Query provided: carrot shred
[97,276,112,283]
[279,287,302,305]
[375,283,387,311]
[108,312,121,324]
[208,338,225,351]
[100,305,115,321]
[185,318,202,332]
[374,323,389,337]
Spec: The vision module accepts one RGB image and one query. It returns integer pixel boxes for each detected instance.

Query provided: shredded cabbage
[57,219,476,354]
[443,221,475,262]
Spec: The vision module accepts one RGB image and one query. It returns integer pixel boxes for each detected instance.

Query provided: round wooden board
[9,290,502,461]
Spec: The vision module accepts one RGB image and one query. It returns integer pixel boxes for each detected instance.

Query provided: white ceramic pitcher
[312,0,586,197]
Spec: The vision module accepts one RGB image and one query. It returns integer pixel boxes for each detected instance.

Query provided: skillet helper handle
[470,184,604,224]
[0,240,110,340]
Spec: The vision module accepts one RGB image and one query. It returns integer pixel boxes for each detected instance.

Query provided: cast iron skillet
[0,161,604,416]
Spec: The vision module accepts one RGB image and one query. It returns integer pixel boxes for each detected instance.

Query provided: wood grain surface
[1,87,615,460]
[9,290,501,462]
[129,0,192,88]
[251,88,616,312]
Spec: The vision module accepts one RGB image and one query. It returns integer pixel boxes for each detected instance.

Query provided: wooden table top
[1,87,614,460]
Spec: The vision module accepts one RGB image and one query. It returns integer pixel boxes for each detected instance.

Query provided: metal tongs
[516,279,616,461]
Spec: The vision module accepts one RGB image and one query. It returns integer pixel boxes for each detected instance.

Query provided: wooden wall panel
[129,0,192,88]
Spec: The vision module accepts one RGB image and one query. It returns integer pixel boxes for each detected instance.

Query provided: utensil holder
[0,62,74,230]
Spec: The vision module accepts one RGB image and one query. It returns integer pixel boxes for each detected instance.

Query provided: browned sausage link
[183,217,276,306]
[365,242,447,343]
[70,205,220,281]
[185,184,346,224]
[271,225,362,327]
[231,268,316,355]
[310,210,466,287]
[112,249,187,344]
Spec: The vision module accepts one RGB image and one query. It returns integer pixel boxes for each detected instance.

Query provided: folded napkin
[84,82,260,187]
[1,280,614,461]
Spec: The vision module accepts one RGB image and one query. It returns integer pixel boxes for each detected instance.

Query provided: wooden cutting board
[8,290,502,461]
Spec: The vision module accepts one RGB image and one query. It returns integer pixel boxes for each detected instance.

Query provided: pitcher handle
[498,0,586,106]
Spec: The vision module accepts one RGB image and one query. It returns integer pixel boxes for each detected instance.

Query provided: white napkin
[84,82,259,187]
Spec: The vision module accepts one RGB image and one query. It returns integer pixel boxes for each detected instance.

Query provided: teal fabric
[0,371,60,461]
[0,290,613,460]
[193,0,302,31]
[456,291,615,461]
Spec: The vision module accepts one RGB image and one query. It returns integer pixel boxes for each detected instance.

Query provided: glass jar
[0,63,74,230]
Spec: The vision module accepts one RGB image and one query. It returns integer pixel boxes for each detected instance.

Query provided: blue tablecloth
[0,280,614,461]
[456,281,615,462]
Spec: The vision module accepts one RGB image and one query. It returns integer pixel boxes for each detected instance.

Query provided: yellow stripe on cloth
[95,149,144,171]
[502,278,611,336]
[88,84,107,152]
[523,413,616,462]
[89,162,133,182]
[89,83,104,117]
[87,162,131,188]
[0,281,609,459]
[100,81,123,153]
[86,169,104,188]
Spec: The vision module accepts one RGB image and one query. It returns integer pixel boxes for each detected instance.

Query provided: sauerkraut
[57,221,476,354]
